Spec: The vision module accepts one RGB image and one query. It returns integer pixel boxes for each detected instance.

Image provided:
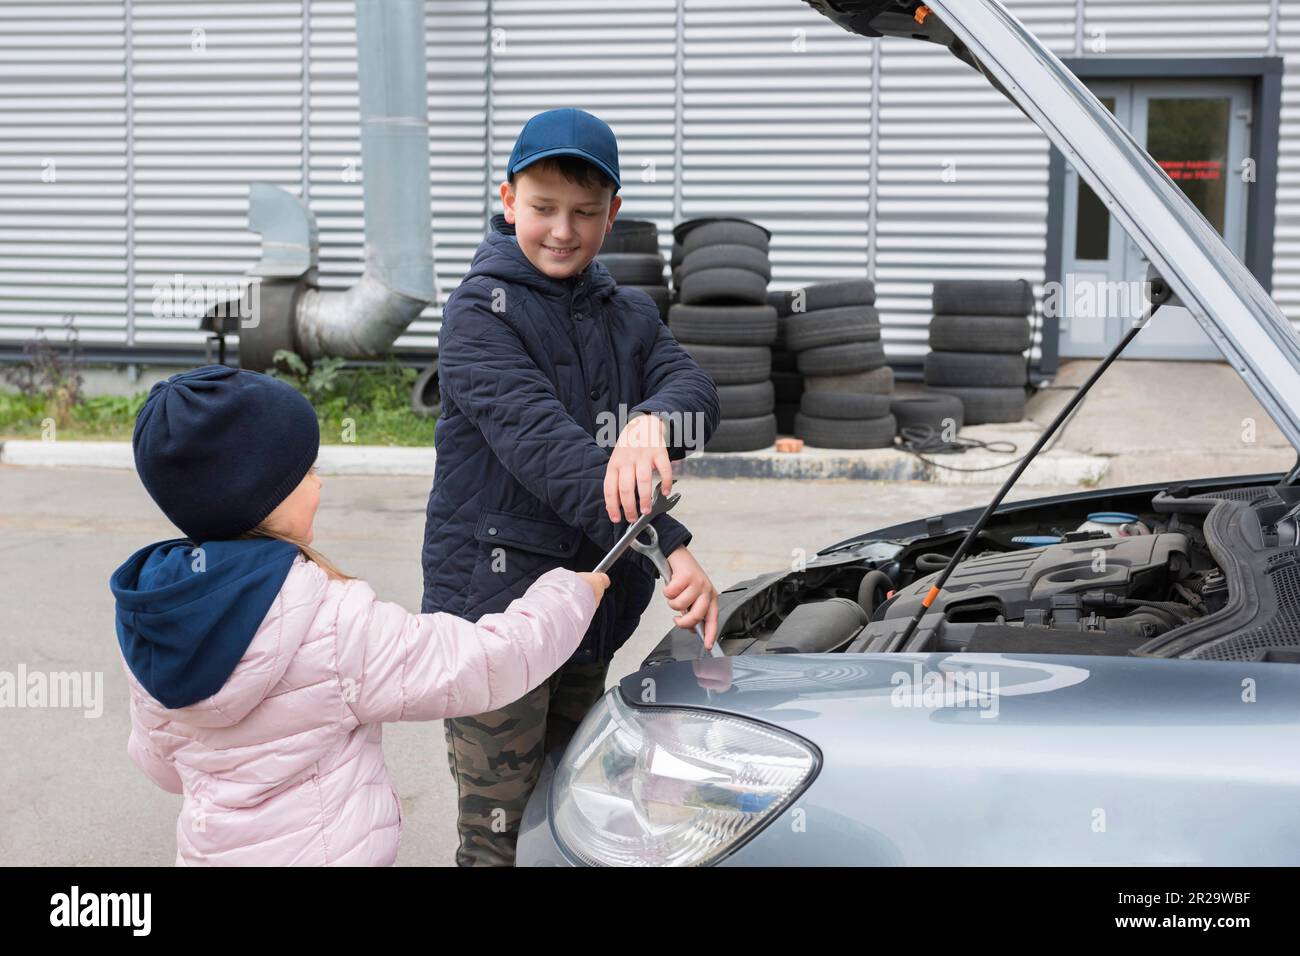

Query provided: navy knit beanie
[132,364,320,543]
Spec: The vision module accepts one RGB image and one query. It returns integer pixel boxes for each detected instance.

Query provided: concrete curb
[0,437,1108,485]
[0,439,439,477]
[677,446,1107,485]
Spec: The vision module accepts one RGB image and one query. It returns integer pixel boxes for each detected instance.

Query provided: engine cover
[882,533,1191,623]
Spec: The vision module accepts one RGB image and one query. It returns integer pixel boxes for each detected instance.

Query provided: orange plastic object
[775,437,804,453]
[921,584,941,608]
[915,5,932,25]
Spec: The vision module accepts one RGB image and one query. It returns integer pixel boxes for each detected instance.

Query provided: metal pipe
[293,0,434,358]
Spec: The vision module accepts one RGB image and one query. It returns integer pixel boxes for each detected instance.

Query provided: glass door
[1122,81,1251,360]
[1059,79,1252,360]
[1059,84,1131,358]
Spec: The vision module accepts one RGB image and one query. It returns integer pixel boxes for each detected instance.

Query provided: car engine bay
[646,481,1300,666]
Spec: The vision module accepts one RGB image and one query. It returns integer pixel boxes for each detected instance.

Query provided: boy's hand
[604,412,673,522]
[576,571,611,604]
[663,546,719,650]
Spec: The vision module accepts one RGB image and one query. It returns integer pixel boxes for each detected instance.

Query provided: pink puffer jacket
[122,555,598,866]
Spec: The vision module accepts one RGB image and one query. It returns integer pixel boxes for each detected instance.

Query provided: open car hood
[806,0,1300,453]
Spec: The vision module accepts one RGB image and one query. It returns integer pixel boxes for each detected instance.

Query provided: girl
[109,364,609,866]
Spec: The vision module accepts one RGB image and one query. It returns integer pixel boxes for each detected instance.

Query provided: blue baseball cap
[506,108,621,193]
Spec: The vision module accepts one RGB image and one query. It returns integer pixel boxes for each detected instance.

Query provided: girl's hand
[576,571,611,604]
[604,413,673,522]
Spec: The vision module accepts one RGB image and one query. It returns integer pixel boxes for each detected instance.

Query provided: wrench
[591,479,680,574]
[589,476,722,658]
[629,524,723,659]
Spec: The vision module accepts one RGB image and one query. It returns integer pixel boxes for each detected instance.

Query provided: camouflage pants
[443,657,609,867]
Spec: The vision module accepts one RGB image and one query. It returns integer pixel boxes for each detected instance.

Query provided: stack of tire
[667,218,778,453]
[598,218,669,322]
[922,279,1032,424]
[781,280,896,449]
[766,289,803,435]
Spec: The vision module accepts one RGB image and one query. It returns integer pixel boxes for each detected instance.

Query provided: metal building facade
[0,0,1295,367]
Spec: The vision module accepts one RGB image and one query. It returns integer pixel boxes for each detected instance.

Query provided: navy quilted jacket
[421,214,721,665]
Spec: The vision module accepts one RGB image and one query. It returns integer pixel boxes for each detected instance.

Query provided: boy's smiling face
[501,161,621,280]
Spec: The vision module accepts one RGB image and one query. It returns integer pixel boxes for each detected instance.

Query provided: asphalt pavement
[0,464,1080,865]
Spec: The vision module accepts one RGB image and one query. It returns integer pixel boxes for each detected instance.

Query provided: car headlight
[550,689,818,866]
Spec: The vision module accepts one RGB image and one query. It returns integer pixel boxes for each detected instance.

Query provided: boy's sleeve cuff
[646,515,692,574]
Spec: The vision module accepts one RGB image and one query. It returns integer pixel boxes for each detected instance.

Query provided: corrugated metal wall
[1274,1,1300,323]
[0,0,1294,364]
[0,1,128,345]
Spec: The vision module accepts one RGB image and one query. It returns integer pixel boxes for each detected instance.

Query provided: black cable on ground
[896,423,1021,473]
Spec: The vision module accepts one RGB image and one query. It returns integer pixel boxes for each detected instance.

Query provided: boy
[422,108,722,866]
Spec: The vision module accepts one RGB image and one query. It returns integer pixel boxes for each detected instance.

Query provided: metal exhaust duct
[237,0,434,371]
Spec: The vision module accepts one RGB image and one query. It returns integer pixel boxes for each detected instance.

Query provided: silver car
[517,0,1300,866]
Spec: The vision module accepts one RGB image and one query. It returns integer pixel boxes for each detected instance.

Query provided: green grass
[0,355,438,446]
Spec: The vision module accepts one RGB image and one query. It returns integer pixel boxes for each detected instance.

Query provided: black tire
[927,385,1026,425]
[628,284,670,321]
[800,391,892,420]
[929,314,1031,354]
[410,358,441,419]
[932,279,1032,317]
[784,279,875,313]
[601,218,659,255]
[802,365,894,395]
[599,252,665,286]
[679,267,768,306]
[706,414,777,453]
[678,218,771,256]
[678,243,771,282]
[797,340,885,376]
[668,303,777,346]
[924,350,1026,388]
[671,239,684,269]
[771,370,804,403]
[890,392,964,433]
[775,401,798,436]
[785,305,882,352]
[681,343,771,385]
[717,380,776,419]
[770,347,797,372]
[795,412,897,449]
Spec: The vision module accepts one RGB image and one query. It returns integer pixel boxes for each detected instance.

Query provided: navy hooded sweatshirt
[109,537,301,709]
[421,213,721,665]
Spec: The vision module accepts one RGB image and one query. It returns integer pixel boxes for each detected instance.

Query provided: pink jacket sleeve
[331,566,599,724]
[126,691,183,794]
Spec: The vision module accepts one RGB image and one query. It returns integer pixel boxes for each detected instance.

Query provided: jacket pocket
[474,509,583,559]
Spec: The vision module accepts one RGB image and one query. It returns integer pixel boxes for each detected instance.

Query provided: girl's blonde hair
[238,524,357,583]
